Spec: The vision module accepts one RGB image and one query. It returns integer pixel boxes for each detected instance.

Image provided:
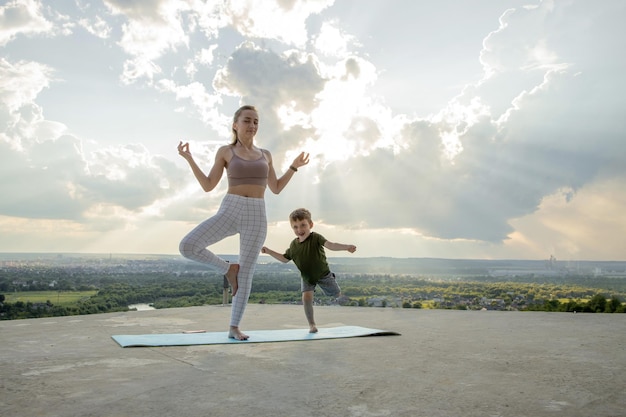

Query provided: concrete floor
[1,304,625,417]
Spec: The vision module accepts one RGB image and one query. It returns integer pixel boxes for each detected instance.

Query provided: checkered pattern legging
[179,194,267,327]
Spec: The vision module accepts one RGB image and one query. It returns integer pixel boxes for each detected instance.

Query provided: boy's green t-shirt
[283,232,330,285]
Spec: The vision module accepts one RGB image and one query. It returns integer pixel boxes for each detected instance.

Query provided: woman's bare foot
[228,326,249,341]
[309,324,318,333]
[225,263,239,296]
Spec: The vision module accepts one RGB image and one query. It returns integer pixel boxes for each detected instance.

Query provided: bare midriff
[228,184,266,198]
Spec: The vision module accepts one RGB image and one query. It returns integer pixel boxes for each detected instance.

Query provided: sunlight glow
[299,56,383,165]
[430,96,490,161]
[314,20,356,57]
[228,0,334,47]
[277,101,312,130]
[440,131,463,162]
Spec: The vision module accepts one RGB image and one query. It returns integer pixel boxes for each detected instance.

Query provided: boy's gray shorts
[302,271,341,297]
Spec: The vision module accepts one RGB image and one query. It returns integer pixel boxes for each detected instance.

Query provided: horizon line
[0,251,624,263]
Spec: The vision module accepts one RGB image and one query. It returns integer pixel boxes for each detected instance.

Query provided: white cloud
[156,79,224,132]
[0,58,56,156]
[0,58,51,115]
[196,45,218,66]
[78,15,112,39]
[0,54,188,227]
[0,0,53,46]
[104,0,194,83]
[212,41,325,153]
[313,20,356,57]
[0,135,88,219]
[80,144,179,211]
[227,0,335,47]
[104,0,337,84]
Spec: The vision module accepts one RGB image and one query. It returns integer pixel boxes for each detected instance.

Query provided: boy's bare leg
[228,326,249,340]
[302,291,317,333]
[225,263,239,296]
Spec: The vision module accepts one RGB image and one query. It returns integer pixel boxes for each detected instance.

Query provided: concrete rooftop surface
[1,304,625,417]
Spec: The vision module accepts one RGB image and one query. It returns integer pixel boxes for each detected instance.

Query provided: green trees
[586,294,607,312]
[607,296,624,313]
[2,271,625,319]
[583,294,625,313]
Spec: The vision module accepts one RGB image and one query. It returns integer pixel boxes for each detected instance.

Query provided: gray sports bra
[226,146,269,187]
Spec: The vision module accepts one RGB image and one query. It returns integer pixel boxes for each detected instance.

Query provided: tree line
[1,271,625,320]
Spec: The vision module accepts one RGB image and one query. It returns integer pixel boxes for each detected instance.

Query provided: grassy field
[4,291,97,306]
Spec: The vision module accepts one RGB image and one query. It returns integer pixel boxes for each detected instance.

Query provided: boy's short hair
[289,208,312,223]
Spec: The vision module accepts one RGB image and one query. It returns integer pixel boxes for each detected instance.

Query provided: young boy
[261,208,357,333]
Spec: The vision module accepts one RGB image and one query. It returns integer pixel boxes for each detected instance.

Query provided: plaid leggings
[179,194,267,327]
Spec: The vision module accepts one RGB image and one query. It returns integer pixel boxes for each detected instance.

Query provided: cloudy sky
[1,0,624,261]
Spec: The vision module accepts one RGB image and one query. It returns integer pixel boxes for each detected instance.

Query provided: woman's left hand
[292,152,310,169]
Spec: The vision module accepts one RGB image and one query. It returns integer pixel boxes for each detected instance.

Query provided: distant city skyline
[1,0,625,261]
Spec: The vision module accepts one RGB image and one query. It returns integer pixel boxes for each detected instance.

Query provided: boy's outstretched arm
[324,241,357,253]
[261,246,290,263]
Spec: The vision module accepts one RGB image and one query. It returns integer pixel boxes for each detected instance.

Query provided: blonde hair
[289,208,312,223]
[231,105,258,144]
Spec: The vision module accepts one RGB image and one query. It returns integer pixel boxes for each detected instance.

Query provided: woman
[178,105,309,340]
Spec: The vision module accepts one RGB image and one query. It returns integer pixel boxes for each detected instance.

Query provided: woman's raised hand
[178,141,192,160]
[292,152,310,169]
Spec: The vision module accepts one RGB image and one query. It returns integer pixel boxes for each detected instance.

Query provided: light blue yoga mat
[112,325,400,348]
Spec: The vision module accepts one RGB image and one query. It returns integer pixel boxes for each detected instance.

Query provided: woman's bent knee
[179,238,197,259]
